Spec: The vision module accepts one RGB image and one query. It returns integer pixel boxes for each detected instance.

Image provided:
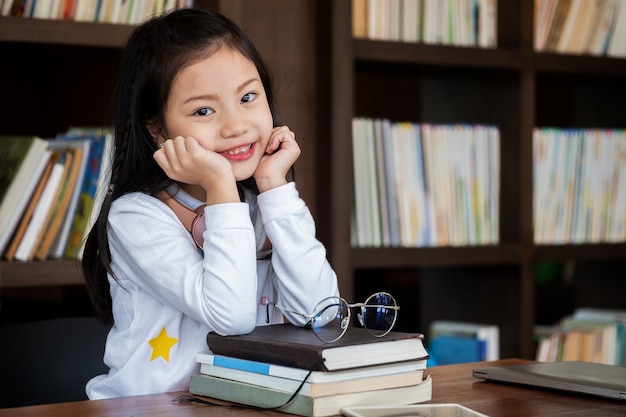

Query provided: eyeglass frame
[261,292,400,343]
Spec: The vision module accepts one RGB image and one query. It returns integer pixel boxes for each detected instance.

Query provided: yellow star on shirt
[149,326,178,362]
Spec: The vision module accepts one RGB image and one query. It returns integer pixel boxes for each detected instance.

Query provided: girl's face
[162,47,273,182]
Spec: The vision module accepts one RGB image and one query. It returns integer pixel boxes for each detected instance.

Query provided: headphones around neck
[155,190,272,259]
[156,191,206,249]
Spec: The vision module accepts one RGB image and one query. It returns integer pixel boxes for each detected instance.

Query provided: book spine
[196,353,309,380]
[206,336,329,371]
[189,374,313,417]
[199,363,312,396]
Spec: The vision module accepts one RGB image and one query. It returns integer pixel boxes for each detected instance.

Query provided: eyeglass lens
[311,297,350,343]
[360,292,397,336]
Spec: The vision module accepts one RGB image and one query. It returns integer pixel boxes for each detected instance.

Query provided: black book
[206,323,428,372]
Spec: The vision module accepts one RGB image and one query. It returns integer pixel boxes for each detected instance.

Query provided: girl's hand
[254,126,301,192]
[153,136,239,204]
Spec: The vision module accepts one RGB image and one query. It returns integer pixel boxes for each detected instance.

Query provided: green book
[189,372,432,417]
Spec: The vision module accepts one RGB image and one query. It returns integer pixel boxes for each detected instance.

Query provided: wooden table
[1,359,625,416]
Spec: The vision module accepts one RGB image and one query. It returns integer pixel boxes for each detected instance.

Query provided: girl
[81,8,339,399]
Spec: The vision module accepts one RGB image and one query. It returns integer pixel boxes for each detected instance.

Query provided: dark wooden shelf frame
[0,16,134,47]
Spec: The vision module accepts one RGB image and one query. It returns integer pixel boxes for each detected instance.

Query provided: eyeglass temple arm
[262,298,314,324]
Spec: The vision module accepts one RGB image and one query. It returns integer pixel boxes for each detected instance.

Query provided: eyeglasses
[261,292,400,343]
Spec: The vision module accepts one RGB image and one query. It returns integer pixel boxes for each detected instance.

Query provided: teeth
[225,144,252,155]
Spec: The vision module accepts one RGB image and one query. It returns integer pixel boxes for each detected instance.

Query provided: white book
[420,124,438,245]
[374,119,390,246]
[409,123,427,246]
[14,161,66,261]
[352,118,368,247]
[478,0,497,48]
[588,0,620,55]
[0,138,50,255]
[198,362,425,398]
[393,122,412,246]
[607,0,626,57]
[196,353,427,384]
[401,0,419,42]
[381,119,400,246]
[366,119,382,246]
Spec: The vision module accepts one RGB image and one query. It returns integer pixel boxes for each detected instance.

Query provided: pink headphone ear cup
[191,214,206,249]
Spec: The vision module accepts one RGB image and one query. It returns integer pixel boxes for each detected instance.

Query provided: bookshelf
[0,17,129,294]
[316,0,626,359]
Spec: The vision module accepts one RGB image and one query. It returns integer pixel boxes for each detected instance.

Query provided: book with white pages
[14,159,66,261]
[199,362,425,398]
[196,352,427,384]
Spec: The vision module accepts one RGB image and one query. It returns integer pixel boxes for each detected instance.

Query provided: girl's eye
[195,107,214,117]
[241,92,257,103]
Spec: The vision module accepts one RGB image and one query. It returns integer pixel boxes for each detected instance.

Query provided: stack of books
[535,308,626,365]
[189,323,432,417]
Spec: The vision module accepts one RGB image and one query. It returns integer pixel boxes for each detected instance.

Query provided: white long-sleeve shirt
[86,182,339,399]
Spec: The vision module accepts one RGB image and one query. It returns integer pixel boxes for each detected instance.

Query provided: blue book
[428,334,486,365]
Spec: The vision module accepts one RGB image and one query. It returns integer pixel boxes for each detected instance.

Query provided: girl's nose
[220,110,248,138]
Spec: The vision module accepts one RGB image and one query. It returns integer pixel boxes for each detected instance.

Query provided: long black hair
[82,8,279,325]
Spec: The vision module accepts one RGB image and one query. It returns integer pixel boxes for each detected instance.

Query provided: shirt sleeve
[257,182,340,325]
[107,192,258,335]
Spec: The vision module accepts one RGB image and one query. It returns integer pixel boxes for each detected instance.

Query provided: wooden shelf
[352,245,523,268]
[352,243,626,268]
[1,260,83,288]
[354,39,525,69]
[0,16,134,48]
[534,52,626,75]
[533,243,626,262]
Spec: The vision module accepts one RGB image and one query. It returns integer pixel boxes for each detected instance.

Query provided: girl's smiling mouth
[220,143,255,161]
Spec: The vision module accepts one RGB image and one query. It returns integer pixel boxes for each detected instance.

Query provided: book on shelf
[33,141,86,260]
[352,0,368,38]
[0,135,50,256]
[3,154,55,261]
[189,373,432,417]
[2,0,192,24]
[533,127,626,244]
[428,320,500,365]
[62,129,113,260]
[206,323,428,372]
[47,138,91,259]
[196,352,427,396]
[535,0,626,57]
[351,118,500,248]
[13,152,67,262]
[357,0,496,47]
[534,308,626,366]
